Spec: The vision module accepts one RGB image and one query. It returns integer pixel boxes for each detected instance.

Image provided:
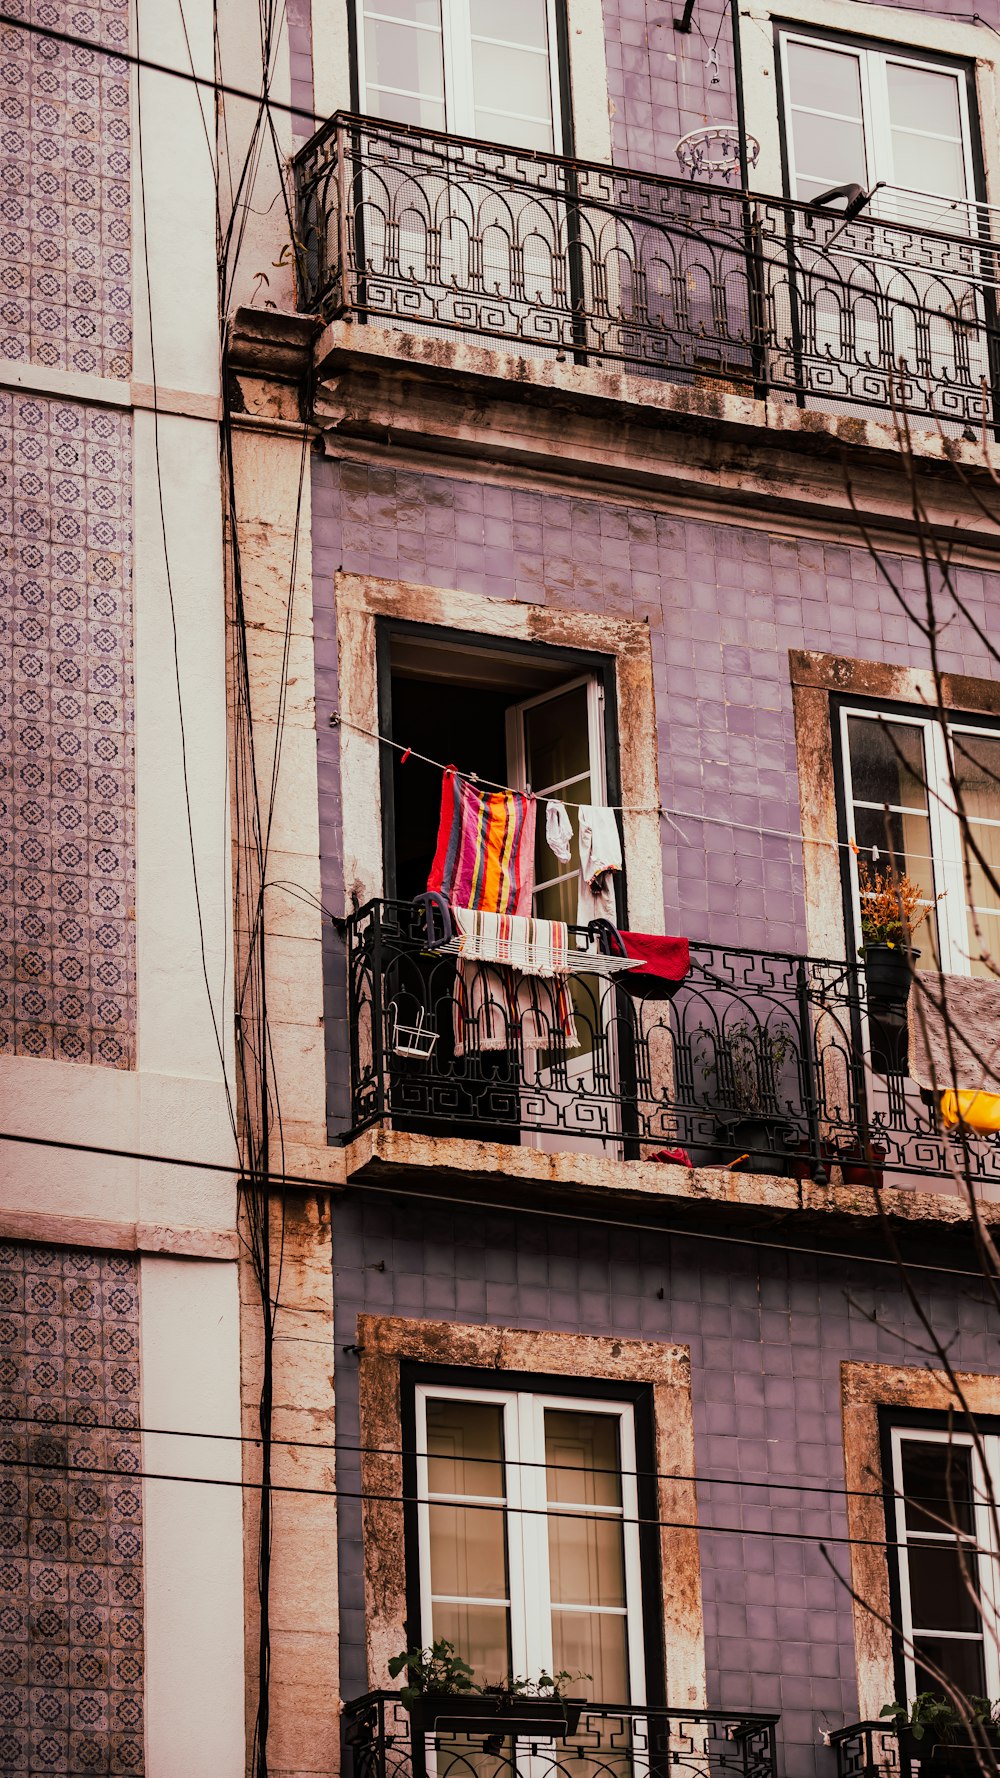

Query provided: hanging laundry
[452,906,577,1056]
[452,908,571,978]
[428,767,536,916]
[577,804,622,928]
[545,799,573,864]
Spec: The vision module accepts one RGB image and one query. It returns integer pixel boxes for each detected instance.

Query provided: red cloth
[650,1148,693,1168]
[619,932,690,983]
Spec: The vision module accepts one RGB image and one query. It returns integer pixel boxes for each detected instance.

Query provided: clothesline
[329,709,849,853]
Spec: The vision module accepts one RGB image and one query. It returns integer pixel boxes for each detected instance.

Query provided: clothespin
[400,747,411,765]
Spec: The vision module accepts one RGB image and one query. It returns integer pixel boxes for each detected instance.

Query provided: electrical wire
[3,1409,994,1511]
[0,1123,995,1282]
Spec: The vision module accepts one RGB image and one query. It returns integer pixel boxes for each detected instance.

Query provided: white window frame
[777,30,978,216]
[506,673,608,916]
[414,1383,647,1702]
[889,1426,1000,1702]
[355,0,566,150]
[840,706,1000,976]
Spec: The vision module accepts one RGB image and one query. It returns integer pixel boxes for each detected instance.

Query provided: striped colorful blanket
[428,769,536,916]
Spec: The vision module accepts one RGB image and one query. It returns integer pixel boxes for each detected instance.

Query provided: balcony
[343,1693,781,1778]
[340,900,1000,1193]
[294,114,1000,432]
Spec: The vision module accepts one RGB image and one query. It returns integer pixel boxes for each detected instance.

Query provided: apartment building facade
[6,1,1000,1777]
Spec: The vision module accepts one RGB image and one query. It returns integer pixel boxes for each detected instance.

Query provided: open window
[412,1382,647,1702]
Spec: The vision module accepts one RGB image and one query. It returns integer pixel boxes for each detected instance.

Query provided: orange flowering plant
[851,844,943,951]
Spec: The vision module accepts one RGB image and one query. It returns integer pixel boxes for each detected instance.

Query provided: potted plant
[836,1138,888,1187]
[698,1017,796,1177]
[855,853,937,1009]
[880,1692,1000,1774]
[388,1642,587,1738]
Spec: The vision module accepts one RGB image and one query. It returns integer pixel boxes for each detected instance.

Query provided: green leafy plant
[880,1693,998,1744]
[482,1669,590,1701]
[698,1017,794,1118]
[388,1641,477,1707]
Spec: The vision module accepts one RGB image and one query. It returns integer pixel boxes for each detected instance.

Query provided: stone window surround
[842,1360,1000,1720]
[355,1313,707,1708]
[790,651,1000,963]
[334,572,665,932]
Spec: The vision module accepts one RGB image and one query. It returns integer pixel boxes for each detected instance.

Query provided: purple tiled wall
[330,1194,995,1778]
[0,0,131,379]
[0,1240,144,1778]
[0,393,135,1067]
[311,454,1000,1132]
[602,0,736,178]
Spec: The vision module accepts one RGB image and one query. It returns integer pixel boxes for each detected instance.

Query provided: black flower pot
[715,1115,791,1177]
[407,1694,585,1738]
[863,944,919,1009]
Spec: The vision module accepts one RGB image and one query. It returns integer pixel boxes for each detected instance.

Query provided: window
[889,1427,1000,1700]
[841,707,1000,975]
[414,1385,646,1701]
[355,0,565,150]
[778,32,977,219]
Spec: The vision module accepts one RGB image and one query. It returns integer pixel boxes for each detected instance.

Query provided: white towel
[545,800,573,864]
[452,907,578,1055]
[577,805,622,931]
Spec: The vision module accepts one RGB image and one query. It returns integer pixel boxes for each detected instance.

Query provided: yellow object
[939,1089,1000,1134]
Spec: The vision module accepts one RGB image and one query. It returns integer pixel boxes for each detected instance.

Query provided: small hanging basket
[387,1004,438,1061]
[675,124,760,184]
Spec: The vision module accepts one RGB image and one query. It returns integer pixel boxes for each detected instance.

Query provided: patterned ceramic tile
[0,0,131,378]
[0,390,135,1067]
[0,1242,143,1778]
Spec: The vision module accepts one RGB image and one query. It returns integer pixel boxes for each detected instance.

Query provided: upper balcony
[293,114,1000,438]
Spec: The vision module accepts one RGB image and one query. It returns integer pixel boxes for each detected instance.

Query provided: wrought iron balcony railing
[295,114,1000,430]
[343,1692,781,1778]
[342,899,1000,1186]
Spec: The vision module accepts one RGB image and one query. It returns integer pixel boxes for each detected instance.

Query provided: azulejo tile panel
[0,1241,144,1778]
[0,0,132,379]
[0,390,136,1067]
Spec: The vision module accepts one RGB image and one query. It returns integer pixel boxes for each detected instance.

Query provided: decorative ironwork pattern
[295,114,1000,428]
[831,1722,905,1778]
[344,899,1000,1185]
[344,1693,780,1778]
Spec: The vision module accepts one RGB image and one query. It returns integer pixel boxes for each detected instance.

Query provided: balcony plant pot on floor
[882,1694,1000,1776]
[699,1017,796,1178]
[894,1726,1000,1776]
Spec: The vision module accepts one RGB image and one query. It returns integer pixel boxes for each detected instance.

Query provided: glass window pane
[552,1609,628,1703]
[887,62,962,139]
[790,111,867,187]
[471,0,549,49]
[429,1502,509,1599]
[548,1513,626,1608]
[914,1634,986,1701]
[364,16,444,98]
[890,130,966,200]
[523,685,592,797]
[368,88,446,128]
[364,0,442,20]
[427,1399,506,1497]
[952,732,1000,824]
[848,716,928,810]
[474,108,554,151]
[786,42,863,117]
[472,41,552,124]
[968,910,1000,974]
[965,832,1000,913]
[901,1440,976,1537]
[545,1410,623,1508]
[433,1601,511,1685]
[907,1543,982,1633]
